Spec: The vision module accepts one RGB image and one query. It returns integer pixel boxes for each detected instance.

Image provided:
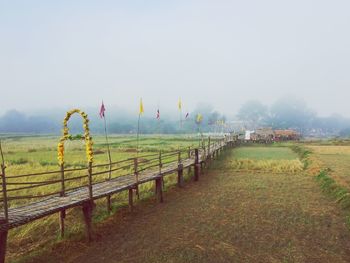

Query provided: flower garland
[57,109,93,165]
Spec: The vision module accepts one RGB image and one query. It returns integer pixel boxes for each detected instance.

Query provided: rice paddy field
[2,135,202,173]
[228,146,304,173]
[307,145,350,188]
[0,134,204,262]
[14,142,350,263]
[3,136,350,262]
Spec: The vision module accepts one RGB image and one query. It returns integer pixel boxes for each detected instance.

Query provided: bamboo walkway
[0,136,237,263]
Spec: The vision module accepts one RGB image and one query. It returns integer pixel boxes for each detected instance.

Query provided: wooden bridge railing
[0,134,238,263]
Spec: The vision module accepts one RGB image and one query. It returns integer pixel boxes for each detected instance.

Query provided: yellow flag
[178,98,182,110]
[139,98,144,115]
[196,113,203,123]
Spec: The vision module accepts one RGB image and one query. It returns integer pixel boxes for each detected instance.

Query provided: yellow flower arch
[57,109,93,165]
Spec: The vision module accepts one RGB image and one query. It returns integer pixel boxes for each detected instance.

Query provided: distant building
[251,128,274,142]
[241,128,301,142]
[273,129,301,141]
[245,130,253,140]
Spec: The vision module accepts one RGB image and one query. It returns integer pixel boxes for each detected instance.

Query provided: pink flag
[156,109,160,120]
[99,101,106,118]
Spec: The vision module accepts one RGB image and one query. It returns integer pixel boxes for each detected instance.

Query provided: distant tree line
[0,103,227,135]
[2,98,350,138]
[237,97,350,137]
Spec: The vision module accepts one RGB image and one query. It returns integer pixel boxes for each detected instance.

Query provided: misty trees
[0,102,229,134]
[237,101,268,128]
[0,110,58,133]
[268,97,315,131]
[237,98,316,132]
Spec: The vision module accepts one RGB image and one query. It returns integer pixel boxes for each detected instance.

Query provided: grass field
[4,138,350,262]
[16,145,350,263]
[1,135,201,173]
[0,134,203,263]
[228,146,303,173]
[231,146,299,160]
[307,145,350,188]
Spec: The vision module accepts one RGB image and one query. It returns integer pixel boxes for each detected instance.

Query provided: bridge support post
[155,178,163,203]
[59,210,66,238]
[194,149,200,181]
[177,163,184,187]
[207,137,211,164]
[106,195,112,213]
[128,188,133,212]
[82,201,94,242]
[187,147,192,175]
[87,162,93,200]
[0,230,8,263]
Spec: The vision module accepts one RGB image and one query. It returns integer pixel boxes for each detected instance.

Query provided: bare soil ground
[15,150,350,263]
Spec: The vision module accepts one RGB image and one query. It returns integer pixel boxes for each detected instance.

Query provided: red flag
[99,101,106,118]
[156,109,160,120]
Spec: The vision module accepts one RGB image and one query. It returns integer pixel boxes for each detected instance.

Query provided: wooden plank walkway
[0,137,236,263]
[0,156,196,231]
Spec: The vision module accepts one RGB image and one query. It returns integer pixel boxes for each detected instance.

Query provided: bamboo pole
[59,162,66,238]
[194,148,200,181]
[187,146,192,174]
[102,112,113,212]
[0,230,8,263]
[128,188,133,212]
[87,162,93,200]
[59,210,66,238]
[0,140,4,168]
[0,165,8,222]
[136,114,141,156]
[208,136,211,160]
[103,115,112,180]
[60,163,65,197]
[0,140,8,222]
[159,150,162,174]
[134,158,140,199]
[177,150,184,187]
[0,140,8,263]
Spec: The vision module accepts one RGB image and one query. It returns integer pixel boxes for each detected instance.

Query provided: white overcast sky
[0,0,349,117]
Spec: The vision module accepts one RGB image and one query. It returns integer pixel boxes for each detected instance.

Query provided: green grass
[6,138,350,262]
[0,134,206,262]
[232,147,299,160]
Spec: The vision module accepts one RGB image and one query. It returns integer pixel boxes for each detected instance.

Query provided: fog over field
[1,1,350,133]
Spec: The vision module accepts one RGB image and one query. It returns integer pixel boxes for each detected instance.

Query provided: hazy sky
[1,0,350,117]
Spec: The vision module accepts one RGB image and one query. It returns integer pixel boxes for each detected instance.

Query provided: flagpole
[103,115,112,180]
[178,99,182,131]
[137,113,141,157]
[135,110,142,200]
[0,139,5,167]
[179,108,182,130]
[157,105,161,151]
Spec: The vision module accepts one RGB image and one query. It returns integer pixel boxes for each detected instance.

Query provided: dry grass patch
[229,159,303,173]
[307,145,350,188]
[228,146,303,173]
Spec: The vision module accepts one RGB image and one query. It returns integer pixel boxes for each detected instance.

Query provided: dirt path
[23,153,350,263]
